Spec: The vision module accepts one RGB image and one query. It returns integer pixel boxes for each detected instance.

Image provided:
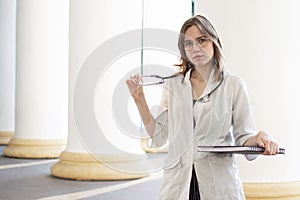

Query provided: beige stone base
[243,181,300,200]
[0,131,14,145]
[141,138,168,153]
[3,138,66,158]
[51,151,149,181]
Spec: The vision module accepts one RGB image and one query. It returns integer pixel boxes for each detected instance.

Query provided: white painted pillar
[0,0,16,145]
[51,0,147,181]
[196,0,300,199]
[51,0,191,180]
[3,0,69,158]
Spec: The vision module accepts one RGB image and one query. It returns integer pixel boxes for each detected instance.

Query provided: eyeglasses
[133,74,178,86]
[183,37,210,51]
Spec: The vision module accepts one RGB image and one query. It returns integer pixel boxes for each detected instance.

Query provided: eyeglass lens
[184,37,209,51]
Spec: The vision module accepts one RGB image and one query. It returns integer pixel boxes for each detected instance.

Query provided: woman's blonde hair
[176,14,225,81]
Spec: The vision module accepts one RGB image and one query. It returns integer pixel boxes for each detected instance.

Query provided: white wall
[196,0,300,182]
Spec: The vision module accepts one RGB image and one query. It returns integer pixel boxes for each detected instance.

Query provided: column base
[141,138,168,153]
[0,131,14,145]
[3,138,66,158]
[243,181,300,200]
[51,151,149,181]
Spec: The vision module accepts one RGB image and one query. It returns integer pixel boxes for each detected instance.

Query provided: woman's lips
[193,55,204,59]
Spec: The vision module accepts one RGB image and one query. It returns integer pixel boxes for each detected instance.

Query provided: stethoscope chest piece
[199,95,210,103]
[196,71,224,104]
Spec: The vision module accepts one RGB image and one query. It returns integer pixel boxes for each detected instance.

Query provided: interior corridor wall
[196,0,300,183]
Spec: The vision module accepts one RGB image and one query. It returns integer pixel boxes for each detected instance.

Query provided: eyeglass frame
[183,36,211,51]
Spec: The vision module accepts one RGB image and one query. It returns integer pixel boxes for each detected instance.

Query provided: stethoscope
[135,71,224,103]
[192,71,224,129]
[196,71,224,103]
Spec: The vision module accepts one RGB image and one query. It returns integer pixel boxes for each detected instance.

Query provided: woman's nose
[192,41,202,51]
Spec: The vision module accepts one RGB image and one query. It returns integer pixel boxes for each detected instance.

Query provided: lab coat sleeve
[148,86,169,148]
[232,77,257,147]
[149,109,168,148]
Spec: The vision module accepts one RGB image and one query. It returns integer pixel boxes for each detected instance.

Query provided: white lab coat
[150,68,257,200]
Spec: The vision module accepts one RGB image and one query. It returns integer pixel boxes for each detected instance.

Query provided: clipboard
[198,146,285,154]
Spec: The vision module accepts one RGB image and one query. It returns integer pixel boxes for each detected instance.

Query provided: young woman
[126,15,278,200]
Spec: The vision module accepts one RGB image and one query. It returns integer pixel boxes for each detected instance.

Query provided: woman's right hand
[126,74,144,101]
[126,74,155,137]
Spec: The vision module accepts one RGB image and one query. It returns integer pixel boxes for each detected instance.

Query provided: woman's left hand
[256,131,279,155]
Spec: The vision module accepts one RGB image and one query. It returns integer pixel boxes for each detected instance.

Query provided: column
[3,0,69,158]
[196,0,300,199]
[0,0,16,145]
[51,0,191,180]
[51,0,147,180]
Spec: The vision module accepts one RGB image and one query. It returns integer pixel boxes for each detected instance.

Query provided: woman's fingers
[126,74,144,100]
[257,131,279,155]
[261,139,278,155]
[127,74,141,85]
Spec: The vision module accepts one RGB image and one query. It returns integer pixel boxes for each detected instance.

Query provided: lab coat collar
[183,68,192,84]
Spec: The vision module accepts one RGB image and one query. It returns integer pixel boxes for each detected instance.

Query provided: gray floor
[0,146,163,200]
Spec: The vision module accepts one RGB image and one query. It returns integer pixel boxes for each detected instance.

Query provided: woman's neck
[191,64,214,82]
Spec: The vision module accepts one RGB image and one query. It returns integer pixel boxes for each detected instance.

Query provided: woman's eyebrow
[184,35,207,41]
[195,36,208,39]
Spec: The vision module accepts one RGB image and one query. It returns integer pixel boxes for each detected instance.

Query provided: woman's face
[184,25,214,67]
